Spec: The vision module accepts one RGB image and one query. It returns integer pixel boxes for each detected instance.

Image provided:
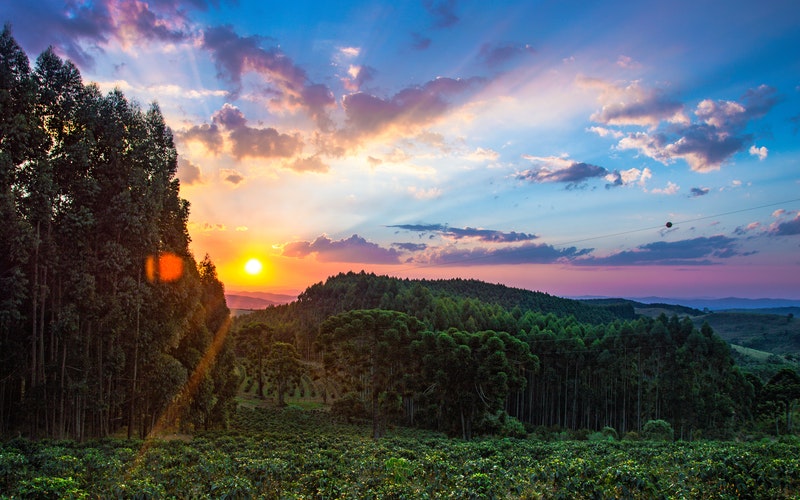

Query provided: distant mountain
[629,297,800,311]
[572,295,800,311]
[226,291,297,310]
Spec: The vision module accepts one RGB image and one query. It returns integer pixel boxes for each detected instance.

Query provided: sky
[3,0,800,300]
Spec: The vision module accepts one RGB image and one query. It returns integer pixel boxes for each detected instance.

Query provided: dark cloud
[421,242,590,266]
[341,76,485,138]
[583,78,684,127]
[517,159,610,188]
[770,214,800,236]
[422,0,460,28]
[224,172,243,184]
[411,33,432,50]
[392,242,428,252]
[690,187,710,197]
[282,234,402,264]
[177,158,203,185]
[611,84,781,172]
[177,104,302,159]
[3,0,200,69]
[343,65,376,92]
[201,25,334,126]
[229,126,302,159]
[388,224,538,243]
[178,123,224,153]
[478,42,535,68]
[574,236,743,266]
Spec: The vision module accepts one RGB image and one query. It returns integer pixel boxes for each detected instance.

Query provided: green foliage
[2,408,800,498]
[0,28,235,439]
[236,272,763,440]
[642,420,674,441]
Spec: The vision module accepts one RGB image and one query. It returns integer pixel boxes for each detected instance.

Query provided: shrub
[642,420,674,442]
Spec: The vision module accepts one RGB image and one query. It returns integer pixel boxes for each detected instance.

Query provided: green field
[2,406,799,499]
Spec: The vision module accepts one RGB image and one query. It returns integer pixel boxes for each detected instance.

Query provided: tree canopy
[0,27,237,439]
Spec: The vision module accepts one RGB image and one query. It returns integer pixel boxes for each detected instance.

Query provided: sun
[244,258,263,275]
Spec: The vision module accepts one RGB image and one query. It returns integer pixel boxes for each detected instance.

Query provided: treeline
[0,28,238,439]
[238,271,798,440]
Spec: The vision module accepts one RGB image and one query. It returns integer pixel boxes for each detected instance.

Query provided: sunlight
[244,258,263,275]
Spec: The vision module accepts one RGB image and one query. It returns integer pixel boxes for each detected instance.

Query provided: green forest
[0,27,238,440]
[2,27,800,498]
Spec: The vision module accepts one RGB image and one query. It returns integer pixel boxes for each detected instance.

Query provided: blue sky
[3,0,799,298]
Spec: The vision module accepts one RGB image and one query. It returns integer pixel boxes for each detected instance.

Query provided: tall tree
[320,309,425,438]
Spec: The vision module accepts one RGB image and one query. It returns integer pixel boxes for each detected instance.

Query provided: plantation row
[2,407,799,499]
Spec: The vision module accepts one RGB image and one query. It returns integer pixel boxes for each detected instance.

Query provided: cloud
[423,0,460,28]
[419,242,590,266]
[341,76,485,139]
[769,213,800,236]
[466,147,500,162]
[177,158,203,185]
[177,104,303,160]
[517,155,609,187]
[616,55,641,69]
[392,242,428,252]
[604,167,651,189]
[651,181,679,195]
[411,33,432,50]
[3,0,197,68]
[690,187,710,197]
[408,187,443,200]
[580,77,686,127]
[222,169,244,184]
[588,126,624,139]
[599,83,780,172]
[749,145,768,160]
[388,223,538,243]
[478,42,535,68]
[201,25,335,126]
[734,222,761,235]
[289,155,329,173]
[575,236,744,266]
[342,64,376,91]
[177,122,224,154]
[281,234,402,264]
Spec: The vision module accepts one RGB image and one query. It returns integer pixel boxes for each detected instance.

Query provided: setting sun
[244,258,263,275]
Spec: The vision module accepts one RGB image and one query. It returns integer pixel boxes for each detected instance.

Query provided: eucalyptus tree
[319,309,425,438]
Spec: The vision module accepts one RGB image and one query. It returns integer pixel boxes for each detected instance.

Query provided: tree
[236,322,272,399]
[264,342,305,406]
[319,309,425,438]
[762,368,800,434]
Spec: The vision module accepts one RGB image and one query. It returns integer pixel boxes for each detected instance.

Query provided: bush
[601,426,618,441]
[642,420,674,442]
[330,392,369,423]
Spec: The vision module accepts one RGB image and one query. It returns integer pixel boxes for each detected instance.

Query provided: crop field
[2,406,799,499]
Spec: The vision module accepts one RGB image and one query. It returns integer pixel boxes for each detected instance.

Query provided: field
[2,406,799,499]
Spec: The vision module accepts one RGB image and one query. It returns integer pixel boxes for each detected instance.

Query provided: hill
[234,271,762,439]
[692,311,800,357]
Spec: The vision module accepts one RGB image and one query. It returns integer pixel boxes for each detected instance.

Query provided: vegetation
[237,271,791,440]
[0,27,238,439]
[1,406,799,498]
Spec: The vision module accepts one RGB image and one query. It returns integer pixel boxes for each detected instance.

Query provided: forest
[0,27,238,440]
[235,271,799,441]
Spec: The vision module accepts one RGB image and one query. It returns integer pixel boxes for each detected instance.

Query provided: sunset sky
[4,0,800,299]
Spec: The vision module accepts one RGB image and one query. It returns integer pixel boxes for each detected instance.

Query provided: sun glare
[244,258,263,275]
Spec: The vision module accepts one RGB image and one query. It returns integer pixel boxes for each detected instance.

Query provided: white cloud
[651,181,679,195]
[749,145,768,160]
